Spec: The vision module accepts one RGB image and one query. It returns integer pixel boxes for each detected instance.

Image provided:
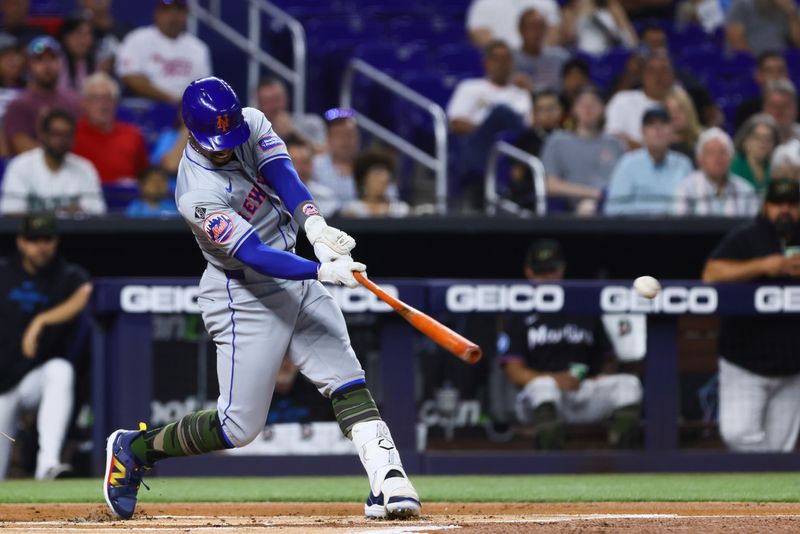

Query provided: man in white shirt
[674,127,758,217]
[448,41,532,205]
[0,109,106,215]
[116,0,211,104]
[467,0,561,49]
[605,50,674,148]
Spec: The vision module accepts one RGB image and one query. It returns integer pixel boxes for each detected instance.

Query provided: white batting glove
[317,258,366,288]
[305,215,355,262]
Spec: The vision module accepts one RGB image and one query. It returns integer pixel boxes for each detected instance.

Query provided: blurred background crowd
[0,0,799,218]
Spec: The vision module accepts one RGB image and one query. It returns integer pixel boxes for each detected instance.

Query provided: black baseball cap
[525,239,565,273]
[642,107,670,126]
[766,178,800,204]
[19,213,57,238]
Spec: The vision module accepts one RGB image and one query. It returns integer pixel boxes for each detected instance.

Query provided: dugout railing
[89,279,800,476]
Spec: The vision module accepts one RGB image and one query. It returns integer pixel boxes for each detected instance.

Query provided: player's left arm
[257,141,356,263]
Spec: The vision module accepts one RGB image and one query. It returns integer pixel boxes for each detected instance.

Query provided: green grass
[1,474,800,503]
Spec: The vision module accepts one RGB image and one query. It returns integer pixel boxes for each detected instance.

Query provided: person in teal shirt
[730,113,779,195]
[126,167,178,218]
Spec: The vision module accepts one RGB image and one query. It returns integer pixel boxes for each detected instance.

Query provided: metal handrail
[187,0,306,115]
[340,59,449,214]
[485,141,547,216]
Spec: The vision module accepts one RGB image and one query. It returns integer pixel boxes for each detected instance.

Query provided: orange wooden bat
[353,272,482,364]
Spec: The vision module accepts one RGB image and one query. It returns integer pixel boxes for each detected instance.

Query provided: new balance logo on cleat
[102,424,151,520]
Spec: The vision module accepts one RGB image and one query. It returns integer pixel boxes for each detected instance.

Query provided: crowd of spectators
[2,0,800,220]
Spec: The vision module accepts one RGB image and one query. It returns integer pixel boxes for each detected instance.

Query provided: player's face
[207,148,235,166]
[17,235,58,271]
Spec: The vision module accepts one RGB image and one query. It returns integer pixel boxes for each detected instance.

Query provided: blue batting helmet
[182,77,250,151]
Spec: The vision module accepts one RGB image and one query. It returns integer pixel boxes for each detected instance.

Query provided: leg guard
[131,409,232,465]
[331,382,381,438]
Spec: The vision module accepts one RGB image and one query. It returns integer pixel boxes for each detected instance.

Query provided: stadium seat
[117,100,178,153]
[435,44,484,79]
[102,183,140,212]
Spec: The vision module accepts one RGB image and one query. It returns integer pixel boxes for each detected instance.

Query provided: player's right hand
[318,258,366,288]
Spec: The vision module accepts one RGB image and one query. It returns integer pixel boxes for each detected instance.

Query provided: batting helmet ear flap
[182,76,251,151]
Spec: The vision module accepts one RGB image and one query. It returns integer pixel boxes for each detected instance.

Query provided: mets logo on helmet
[216,114,230,133]
[203,212,235,244]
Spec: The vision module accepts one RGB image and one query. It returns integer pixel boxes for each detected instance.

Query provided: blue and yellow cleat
[102,423,151,520]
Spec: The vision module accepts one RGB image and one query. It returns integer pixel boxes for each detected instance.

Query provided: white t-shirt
[604,90,660,144]
[0,147,106,215]
[467,0,561,49]
[447,78,533,126]
[116,26,212,100]
[673,171,759,217]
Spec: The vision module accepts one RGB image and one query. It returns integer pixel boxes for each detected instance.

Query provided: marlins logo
[216,114,230,133]
[203,212,235,245]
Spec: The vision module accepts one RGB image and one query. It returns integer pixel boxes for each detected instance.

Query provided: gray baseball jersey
[175,107,365,448]
[176,107,297,269]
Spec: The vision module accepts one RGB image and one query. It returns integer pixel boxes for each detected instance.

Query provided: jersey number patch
[203,212,235,245]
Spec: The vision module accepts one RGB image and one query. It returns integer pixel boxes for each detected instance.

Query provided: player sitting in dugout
[498,239,643,450]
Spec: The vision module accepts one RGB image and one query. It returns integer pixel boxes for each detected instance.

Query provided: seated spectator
[312,108,361,203]
[515,89,564,157]
[762,78,800,143]
[499,239,642,450]
[467,0,561,49]
[541,87,626,214]
[509,90,563,209]
[734,51,790,132]
[448,41,532,202]
[613,26,722,127]
[0,109,105,215]
[149,115,187,179]
[72,72,148,184]
[726,0,800,56]
[256,76,325,149]
[604,107,694,215]
[563,0,638,56]
[613,24,668,93]
[116,0,210,104]
[125,166,178,217]
[0,213,92,480]
[664,87,702,162]
[512,8,570,92]
[285,134,339,216]
[703,178,800,452]
[770,138,800,179]
[340,151,410,218]
[0,0,39,45]
[0,33,24,155]
[605,49,674,148]
[4,36,81,156]
[731,113,780,194]
[674,127,759,216]
[78,0,129,72]
[57,14,99,93]
[559,57,592,110]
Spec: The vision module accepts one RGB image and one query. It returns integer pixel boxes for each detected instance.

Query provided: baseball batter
[102,77,420,520]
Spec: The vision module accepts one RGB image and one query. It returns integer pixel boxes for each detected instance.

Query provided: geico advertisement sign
[754,286,800,312]
[600,286,718,314]
[446,284,564,312]
[120,284,395,313]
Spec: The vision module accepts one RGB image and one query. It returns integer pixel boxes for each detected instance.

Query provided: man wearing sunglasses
[103,76,421,521]
[0,213,92,480]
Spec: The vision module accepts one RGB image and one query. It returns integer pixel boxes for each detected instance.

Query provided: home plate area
[2,502,800,533]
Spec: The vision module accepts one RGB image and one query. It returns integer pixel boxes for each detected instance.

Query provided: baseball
[633,276,661,299]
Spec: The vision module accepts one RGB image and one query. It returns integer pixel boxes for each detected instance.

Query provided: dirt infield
[1,502,800,533]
